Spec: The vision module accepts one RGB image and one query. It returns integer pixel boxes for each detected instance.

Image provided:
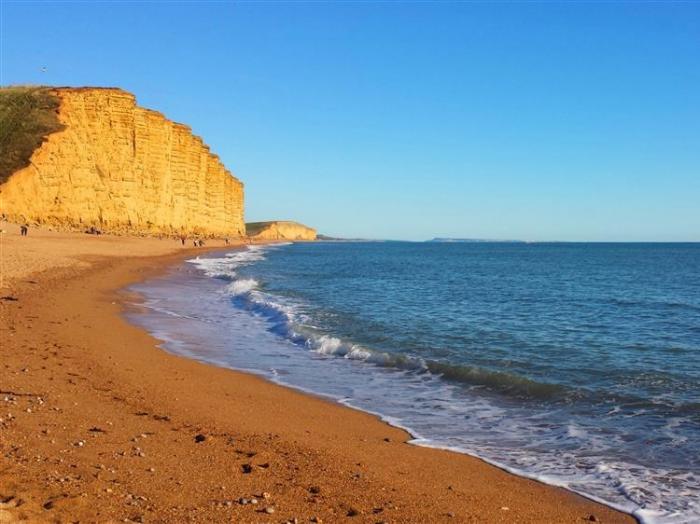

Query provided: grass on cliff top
[246,221,307,236]
[0,86,64,185]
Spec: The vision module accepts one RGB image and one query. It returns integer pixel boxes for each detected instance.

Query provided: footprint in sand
[0,495,24,523]
[0,495,23,510]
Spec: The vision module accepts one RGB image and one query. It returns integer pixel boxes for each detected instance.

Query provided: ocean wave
[607,296,700,313]
[426,360,568,399]
[219,258,578,401]
[187,245,268,280]
[227,278,258,296]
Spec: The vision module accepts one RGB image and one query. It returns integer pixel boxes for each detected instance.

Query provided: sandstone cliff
[0,87,244,237]
[246,221,317,241]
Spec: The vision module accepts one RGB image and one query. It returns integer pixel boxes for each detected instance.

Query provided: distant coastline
[427,237,526,243]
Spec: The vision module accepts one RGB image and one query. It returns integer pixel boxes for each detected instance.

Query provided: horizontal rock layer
[0,88,244,237]
[246,221,317,241]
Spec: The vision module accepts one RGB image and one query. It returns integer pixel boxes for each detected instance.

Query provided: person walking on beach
[180,234,186,246]
[20,224,28,236]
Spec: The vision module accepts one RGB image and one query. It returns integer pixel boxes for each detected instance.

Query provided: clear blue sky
[1,1,698,241]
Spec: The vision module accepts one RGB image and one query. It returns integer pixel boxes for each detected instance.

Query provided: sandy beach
[0,224,636,523]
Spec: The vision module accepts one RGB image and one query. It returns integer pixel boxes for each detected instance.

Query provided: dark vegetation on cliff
[0,86,64,185]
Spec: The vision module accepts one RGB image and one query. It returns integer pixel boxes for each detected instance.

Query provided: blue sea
[128,242,700,523]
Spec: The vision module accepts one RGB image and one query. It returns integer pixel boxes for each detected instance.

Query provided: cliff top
[0,86,219,187]
[0,86,64,184]
[246,220,315,232]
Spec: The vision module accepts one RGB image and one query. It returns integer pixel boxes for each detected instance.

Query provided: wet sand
[0,225,636,523]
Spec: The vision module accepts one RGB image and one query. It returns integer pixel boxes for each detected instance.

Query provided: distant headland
[427,238,526,243]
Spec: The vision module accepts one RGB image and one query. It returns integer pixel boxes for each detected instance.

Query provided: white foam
[314,335,343,355]
[227,278,258,296]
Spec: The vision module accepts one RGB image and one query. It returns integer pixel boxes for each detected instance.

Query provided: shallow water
[128,242,700,523]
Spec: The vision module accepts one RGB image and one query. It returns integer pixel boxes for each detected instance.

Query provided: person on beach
[20,224,28,236]
[180,234,186,246]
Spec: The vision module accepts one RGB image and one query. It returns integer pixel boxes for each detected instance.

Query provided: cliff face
[246,221,317,241]
[0,88,244,237]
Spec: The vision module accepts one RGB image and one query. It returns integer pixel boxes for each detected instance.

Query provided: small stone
[261,492,271,500]
[194,434,206,443]
[263,506,275,514]
[587,516,599,523]
[347,507,359,517]
[500,506,509,511]
[250,498,258,505]
[309,485,321,494]
[383,437,391,442]
[239,498,249,505]
[147,467,155,472]
[224,500,232,507]
[311,518,323,523]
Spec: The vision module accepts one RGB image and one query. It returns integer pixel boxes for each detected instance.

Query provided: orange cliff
[246,221,317,241]
[0,88,245,237]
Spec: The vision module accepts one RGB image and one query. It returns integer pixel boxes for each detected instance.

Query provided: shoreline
[0,229,636,522]
[132,246,645,523]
